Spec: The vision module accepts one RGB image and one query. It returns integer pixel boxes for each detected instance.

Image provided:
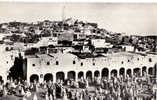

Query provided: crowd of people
[0,72,156,100]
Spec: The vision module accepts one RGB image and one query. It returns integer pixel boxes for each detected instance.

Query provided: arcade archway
[148,67,154,75]
[78,71,84,79]
[67,71,76,80]
[44,73,53,82]
[101,68,109,78]
[133,68,141,76]
[142,66,147,76]
[126,69,132,77]
[94,70,100,77]
[56,72,65,81]
[111,69,117,77]
[119,67,125,78]
[30,74,39,83]
[86,71,92,83]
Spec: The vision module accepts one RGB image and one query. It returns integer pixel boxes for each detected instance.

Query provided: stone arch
[148,67,154,75]
[133,68,141,76]
[0,75,3,83]
[0,76,2,81]
[119,67,125,78]
[30,74,39,83]
[111,69,117,77]
[78,71,84,79]
[126,69,132,77]
[44,73,53,82]
[86,71,93,84]
[142,66,147,76]
[101,68,109,78]
[94,70,100,77]
[154,64,157,77]
[86,71,92,79]
[56,72,65,81]
[67,71,76,80]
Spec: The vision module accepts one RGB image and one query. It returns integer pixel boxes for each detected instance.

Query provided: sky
[0,2,156,35]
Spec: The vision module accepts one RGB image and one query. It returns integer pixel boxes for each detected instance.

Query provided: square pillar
[75,72,78,81]
[64,72,67,80]
[53,74,56,83]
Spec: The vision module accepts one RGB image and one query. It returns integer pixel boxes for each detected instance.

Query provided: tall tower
[61,5,66,31]
[62,5,66,23]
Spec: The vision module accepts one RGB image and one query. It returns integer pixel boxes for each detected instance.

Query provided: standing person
[33,92,38,100]
[75,90,80,100]
[63,88,68,100]
[31,80,38,92]
[67,89,72,99]
[49,94,53,100]
[45,91,49,100]
[89,95,94,100]
[84,90,90,100]
[86,79,89,88]
[0,81,3,97]
[80,92,84,100]
[3,87,7,97]
[25,89,31,98]
[21,86,25,96]
[93,95,97,100]
[23,95,27,100]
[47,80,55,100]
[17,82,23,96]
[31,80,39,100]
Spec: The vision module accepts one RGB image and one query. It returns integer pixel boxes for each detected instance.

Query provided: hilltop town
[0,18,156,100]
[0,18,156,55]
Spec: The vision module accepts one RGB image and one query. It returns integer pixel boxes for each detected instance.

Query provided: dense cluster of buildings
[0,18,156,82]
[0,18,156,99]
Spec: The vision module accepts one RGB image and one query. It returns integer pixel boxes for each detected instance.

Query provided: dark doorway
[94,70,100,77]
[111,69,117,77]
[86,71,92,84]
[133,68,141,76]
[78,71,84,79]
[126,69,132,77]
[119,68,125,78]
[56,72,65,81]
[102,68,109,78]
[148,67,153,75]
[142,66,147,76]
[44,73,53,82]
[30,74,39,83]
[67,71,75,80]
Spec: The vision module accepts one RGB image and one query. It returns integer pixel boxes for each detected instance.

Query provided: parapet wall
[27,52,157,82]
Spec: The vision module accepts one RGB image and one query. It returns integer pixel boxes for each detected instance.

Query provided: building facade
[26,52,157,84]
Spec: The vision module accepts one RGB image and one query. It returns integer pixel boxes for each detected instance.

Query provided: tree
[9,54,25,81]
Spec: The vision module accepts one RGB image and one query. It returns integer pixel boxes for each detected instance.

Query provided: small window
[47,61,50,65]
[40,74,43,78]
[137,58,139,61]
[32,64,35,66]
[128,60,130,62]
[149,58,152,62]
[81,62,83,66]
[6,61,8,64]
[73,61,76,64]
[93,63,95,66]
[56,61,59,65]
[53,34,57,37]
[121,61,123,64]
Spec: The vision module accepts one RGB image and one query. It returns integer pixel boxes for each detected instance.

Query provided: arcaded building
[26,51,157,84]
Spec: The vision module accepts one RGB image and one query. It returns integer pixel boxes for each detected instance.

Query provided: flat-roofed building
[26,52,157,84]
